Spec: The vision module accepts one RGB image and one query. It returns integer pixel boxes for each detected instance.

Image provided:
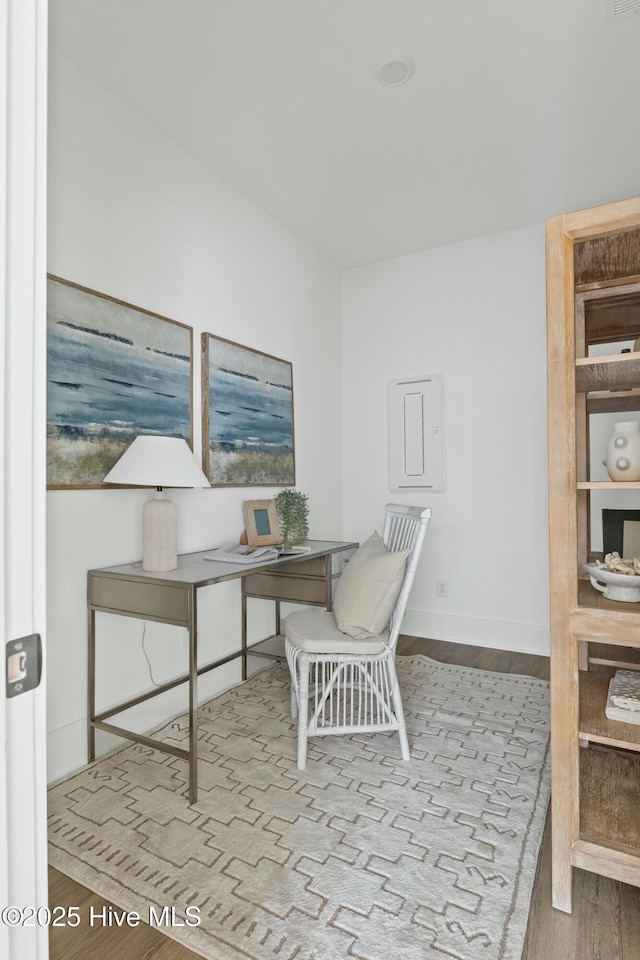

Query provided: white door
[1,1,49,958]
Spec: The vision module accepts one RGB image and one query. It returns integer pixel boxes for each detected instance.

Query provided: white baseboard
[402,607,550,658]
[47,717,92,783]
[47,660,244,784]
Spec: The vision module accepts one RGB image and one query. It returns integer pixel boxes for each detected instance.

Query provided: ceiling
[49,0,640,268]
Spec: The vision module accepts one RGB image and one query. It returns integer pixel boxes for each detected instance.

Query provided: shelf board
[577,481,640,489]
[575,352,640,393]
[577,578,640,615]
[587,388,640,414]
[571,838,640,887]
[576,273,640,294]
[572,581,640,642]
[579,671,640,751]
[580,745,640,853]
[588,643,640,670]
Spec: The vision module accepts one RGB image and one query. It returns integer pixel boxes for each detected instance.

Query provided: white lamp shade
[103,435,210,488]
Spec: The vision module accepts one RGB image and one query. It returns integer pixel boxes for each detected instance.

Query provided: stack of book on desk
[204,543,311,564]
[605,668,640,725]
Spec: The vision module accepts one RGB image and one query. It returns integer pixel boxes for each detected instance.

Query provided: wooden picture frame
[47,275,193,488]
[201,333,295,487]
[242,499,281,547]
[602,509,640,557]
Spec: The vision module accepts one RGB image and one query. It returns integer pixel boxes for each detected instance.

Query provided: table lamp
[103,435,210,571]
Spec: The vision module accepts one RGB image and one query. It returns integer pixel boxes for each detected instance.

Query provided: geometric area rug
[48,656,550,960]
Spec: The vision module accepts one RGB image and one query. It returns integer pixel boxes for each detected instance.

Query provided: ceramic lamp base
[143,491,177,571]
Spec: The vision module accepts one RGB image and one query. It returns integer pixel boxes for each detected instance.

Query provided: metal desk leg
[241,579,248,681]
[188,586,198,804]
[87,606,96,762]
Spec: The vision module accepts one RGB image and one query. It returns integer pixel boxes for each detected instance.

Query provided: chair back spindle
[382,504,431,650]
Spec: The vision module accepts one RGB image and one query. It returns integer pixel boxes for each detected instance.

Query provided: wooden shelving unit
[547,196,640,913]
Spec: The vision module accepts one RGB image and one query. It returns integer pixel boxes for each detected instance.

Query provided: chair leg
[286,643,299,718]
[388,659,410,761]
[296,654,310,770]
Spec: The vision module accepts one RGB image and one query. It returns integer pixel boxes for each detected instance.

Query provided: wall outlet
[436,578,448,598]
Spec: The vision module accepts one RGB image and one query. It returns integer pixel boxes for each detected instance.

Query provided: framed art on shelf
[201,333,295,486]
[602,509,640,558]
[242,499,281,547]
[47,276,193,488]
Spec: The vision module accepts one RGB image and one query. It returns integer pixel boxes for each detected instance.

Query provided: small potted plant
[274,489,309,549]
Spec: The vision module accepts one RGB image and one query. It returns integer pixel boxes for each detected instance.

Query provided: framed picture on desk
[243,499,281,546]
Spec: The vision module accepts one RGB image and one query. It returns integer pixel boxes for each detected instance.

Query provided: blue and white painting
[47,277,192,487]
[203,334,294,485]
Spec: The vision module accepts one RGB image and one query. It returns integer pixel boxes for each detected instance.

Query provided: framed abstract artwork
[201,333,295,486]
[47,276,193,488]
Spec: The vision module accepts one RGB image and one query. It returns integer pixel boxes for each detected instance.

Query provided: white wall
[341,224,550,656]
[47,55,343,780]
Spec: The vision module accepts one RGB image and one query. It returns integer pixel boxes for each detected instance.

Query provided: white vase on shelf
[604,421,640,482]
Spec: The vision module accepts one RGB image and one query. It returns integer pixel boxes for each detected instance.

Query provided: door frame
[1,0,49,957]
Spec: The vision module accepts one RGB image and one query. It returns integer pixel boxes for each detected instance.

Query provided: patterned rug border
[49,654,550,960]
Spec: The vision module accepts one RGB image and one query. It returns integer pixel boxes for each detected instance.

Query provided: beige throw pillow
[333,532,410,639]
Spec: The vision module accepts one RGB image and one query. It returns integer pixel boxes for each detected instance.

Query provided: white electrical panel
[388,374,445,492]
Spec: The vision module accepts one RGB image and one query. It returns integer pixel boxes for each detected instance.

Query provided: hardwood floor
[49,637,640,960]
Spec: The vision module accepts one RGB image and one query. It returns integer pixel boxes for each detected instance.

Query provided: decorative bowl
[584,563,640,603]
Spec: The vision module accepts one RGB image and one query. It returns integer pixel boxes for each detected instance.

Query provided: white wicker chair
[285,503,431,769]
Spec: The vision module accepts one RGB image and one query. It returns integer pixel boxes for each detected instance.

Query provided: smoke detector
[374,55,416,87]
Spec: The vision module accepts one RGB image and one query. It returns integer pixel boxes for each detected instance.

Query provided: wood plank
[576,273,640,293]
[572,839,640,888]
[546,213,580,913]
[587,389,640,414]
[579,671,640,750]
[580,747,640,853]
[588,642,640,668]
[397,634,550,679]
[48,866,201,960]
[577,481,640,489]
[567,198,640,242]
[523,811,640,960]
[580,281,640,359]
[575,352,640,392]
[574,226,640,285]
[577,578,640,621]
[571,610,640,646]
[584,291,640,344]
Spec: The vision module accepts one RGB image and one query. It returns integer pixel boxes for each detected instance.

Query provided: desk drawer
[244,573,328,604]
[89,575,190,624]
[274,556,328,577]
